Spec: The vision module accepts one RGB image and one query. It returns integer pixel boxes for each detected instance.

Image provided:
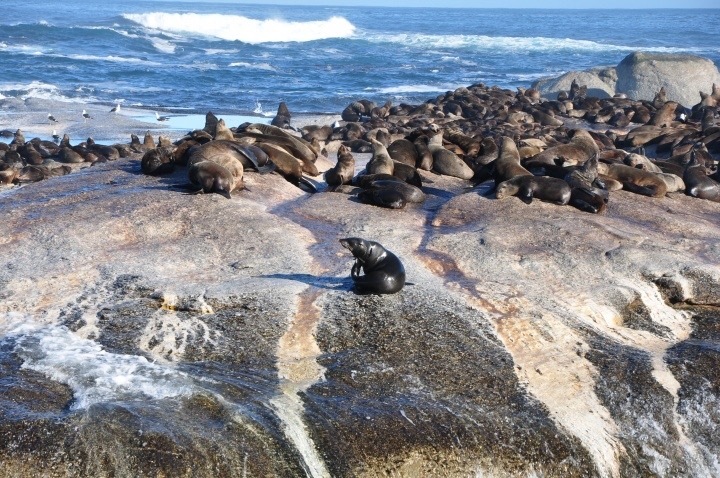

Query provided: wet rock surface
[0,133,719,478]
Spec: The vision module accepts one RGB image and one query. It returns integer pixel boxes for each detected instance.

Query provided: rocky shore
[1,52,720,477]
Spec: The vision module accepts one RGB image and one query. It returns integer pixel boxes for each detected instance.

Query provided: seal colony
[2,77,720,211]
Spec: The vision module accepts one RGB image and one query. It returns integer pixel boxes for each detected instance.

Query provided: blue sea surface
[0,1,718,114]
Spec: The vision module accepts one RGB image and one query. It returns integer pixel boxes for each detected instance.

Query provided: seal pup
[339,238,406,294]
[495,176,571,205]
[324,144,355,191]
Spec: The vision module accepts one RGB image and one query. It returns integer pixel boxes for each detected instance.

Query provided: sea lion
[324,145,355,190]
[187,161,236,199]
[495,176,571,205]
[493,136,533,183]
[366,139,394,175]
[339,238,406,294]
[597,162,667,197]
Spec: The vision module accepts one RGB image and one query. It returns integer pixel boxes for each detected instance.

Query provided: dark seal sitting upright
[340,238,406,294]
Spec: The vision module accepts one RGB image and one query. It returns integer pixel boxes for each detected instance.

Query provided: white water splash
[123,12,355,44]
[12,324,196,409]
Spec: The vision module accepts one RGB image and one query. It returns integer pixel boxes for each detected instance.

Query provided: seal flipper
[296,176,318,193]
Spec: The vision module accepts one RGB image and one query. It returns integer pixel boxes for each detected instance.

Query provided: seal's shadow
[258,273,351,291]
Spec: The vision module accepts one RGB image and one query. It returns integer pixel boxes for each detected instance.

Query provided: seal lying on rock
[495,176,571,205]
[339,238,406,294]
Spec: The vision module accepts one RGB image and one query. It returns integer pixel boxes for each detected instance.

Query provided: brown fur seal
[366,139,394,175]
[141,147,175,175]
[428,132,474,180]
[188,161,236,199]
[357,188,406,209]
[387,139,418,167]
[256,142,316,192]
[339,237,406,294]
[186,141,245,193]
[493,136,532,183]
[683,151,720,202]
[649,101,679,127]
[564,155,609,214]
[367,179,425,203]
[324,145,355,190]
[496,176,571,205]
[413,135,433,171]
[525,129,598,168]
[270,102,292,129]
[214,119,235,141]
[597,162,667,197]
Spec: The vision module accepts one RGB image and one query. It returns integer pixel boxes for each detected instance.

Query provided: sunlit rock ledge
[0,153,719,477]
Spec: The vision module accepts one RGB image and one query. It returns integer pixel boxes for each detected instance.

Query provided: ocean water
[1,1,718,116]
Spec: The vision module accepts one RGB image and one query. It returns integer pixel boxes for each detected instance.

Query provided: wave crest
[123,12,355,44]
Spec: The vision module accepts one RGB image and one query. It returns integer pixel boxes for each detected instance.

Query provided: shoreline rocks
[534,51,720,107]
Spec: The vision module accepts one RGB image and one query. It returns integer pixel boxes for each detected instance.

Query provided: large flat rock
[0,154,719,477]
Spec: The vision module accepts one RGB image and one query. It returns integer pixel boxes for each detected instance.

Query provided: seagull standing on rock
[110,103,121,113]
[52,129,60,142]
[155,111,170,122]
[82,109,92,122]
[48,113,58,123]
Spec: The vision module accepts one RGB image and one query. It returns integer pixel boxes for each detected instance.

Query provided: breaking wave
[123,12,355,44]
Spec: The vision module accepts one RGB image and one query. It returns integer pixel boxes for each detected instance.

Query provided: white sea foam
[362,31,700,54]
[149,37,176,54]
[371,84,457,95]
[0,80,95,103]
[122,12,355,44]
[13,325,196,409]
[228,61,276,71]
